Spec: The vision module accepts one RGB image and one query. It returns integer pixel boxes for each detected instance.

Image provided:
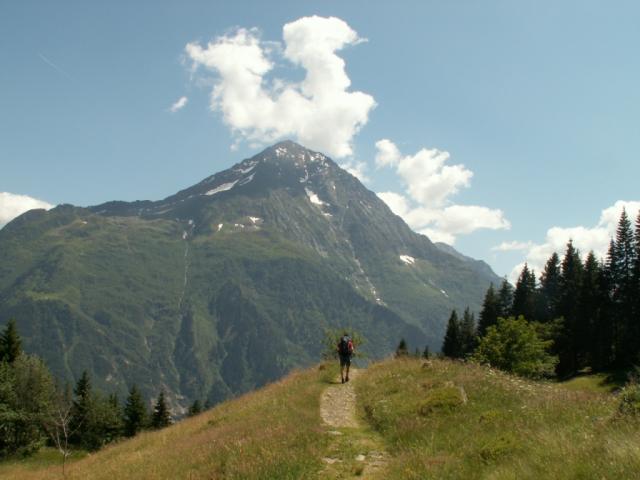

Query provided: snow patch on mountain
[238,173,255,186]
[400,255,415,265]
[305,188,328,206]
[235,161,258,174]
[205,180,238,196]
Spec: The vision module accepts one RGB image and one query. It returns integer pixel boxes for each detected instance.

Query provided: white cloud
[169,96,188,113]
[492,240,534,252]
[378,191,410,217]
[185,16,376,159]
[0,192,54,228]
[502,200,640,282]
[374,139,401,168]
[375,140,510,244]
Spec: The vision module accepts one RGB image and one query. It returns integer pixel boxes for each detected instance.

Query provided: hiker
[337,332,354,383]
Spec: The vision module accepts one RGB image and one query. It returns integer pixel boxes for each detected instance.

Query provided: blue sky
[2,1,639,279]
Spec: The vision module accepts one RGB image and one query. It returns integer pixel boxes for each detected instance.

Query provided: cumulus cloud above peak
[0,192,54,228]
[186,16,375,158]
[376,140,510,245]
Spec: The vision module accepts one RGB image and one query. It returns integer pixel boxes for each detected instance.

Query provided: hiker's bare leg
[346,363,350,381]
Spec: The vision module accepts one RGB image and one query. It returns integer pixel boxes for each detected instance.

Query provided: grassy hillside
[0,366,334,479]
[357,359,640,479]
[5,358,637,479]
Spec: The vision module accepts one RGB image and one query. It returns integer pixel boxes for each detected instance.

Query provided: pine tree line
[0,320,183,458]
[444,209,640,378]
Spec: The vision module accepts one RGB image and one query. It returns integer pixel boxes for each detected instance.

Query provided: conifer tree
[478,284,500,337]
[151,390,171,429]
[101,393,123,442]
[442,310,462,359]
[459,307,477,356]
[497,279,514,318]
[188,400,202,417]
[70,370,93,446]
[579,252,606,369]
[538,252,561,322]
[422,345,430,359]
[612,209,638,364]
[614,209,636,284]
[604,239,620,363]
[73,371,92,418]
[0,319,22,364]
[556,240,584,375]
[512,263,537,321]
[395,338,409,358]
[633,211,640,350]
[123,385,147,437]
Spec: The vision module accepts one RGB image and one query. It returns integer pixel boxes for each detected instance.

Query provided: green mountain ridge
[0,140,499,410]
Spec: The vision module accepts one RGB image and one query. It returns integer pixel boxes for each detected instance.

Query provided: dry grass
[0,366,335,479]
[5,359,637,479]
[356,358,640,479]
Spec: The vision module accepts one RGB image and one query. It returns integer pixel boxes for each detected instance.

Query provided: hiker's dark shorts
[339,354,351,367]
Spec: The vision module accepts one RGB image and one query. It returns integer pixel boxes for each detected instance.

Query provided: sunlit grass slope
[357,358,640,479]
[0,366,333,480]
[3,359,638,479]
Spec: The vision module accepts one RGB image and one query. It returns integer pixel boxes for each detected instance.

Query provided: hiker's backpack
[339,336,354,356]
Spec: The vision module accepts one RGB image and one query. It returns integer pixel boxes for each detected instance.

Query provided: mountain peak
[270,139,304,150]
[258,140,330,166]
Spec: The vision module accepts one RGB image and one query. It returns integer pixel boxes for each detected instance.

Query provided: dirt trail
[320,369,360,428]
[319,369,388,479]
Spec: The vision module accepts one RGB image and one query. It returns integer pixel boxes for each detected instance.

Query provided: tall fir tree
[123,385,147,437]
[103,393,123,441]
[442,310,462,359]
[70,370,93,446]
[0,319,22,364]
[395,338,409,358]
[634,211,640,352]
[604,239,620,363]
[512,264,537,321]
[151,390,171,429]
[497,279,514,318]
[459,307,477,356]
[538,252,561,322]
[578,252,607,369]
[478,284,500,337]
[613,209,638,364]
[556,240,584,376]
[422,345,430,359]
[614,209,636,284]
[187,400,202,417]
